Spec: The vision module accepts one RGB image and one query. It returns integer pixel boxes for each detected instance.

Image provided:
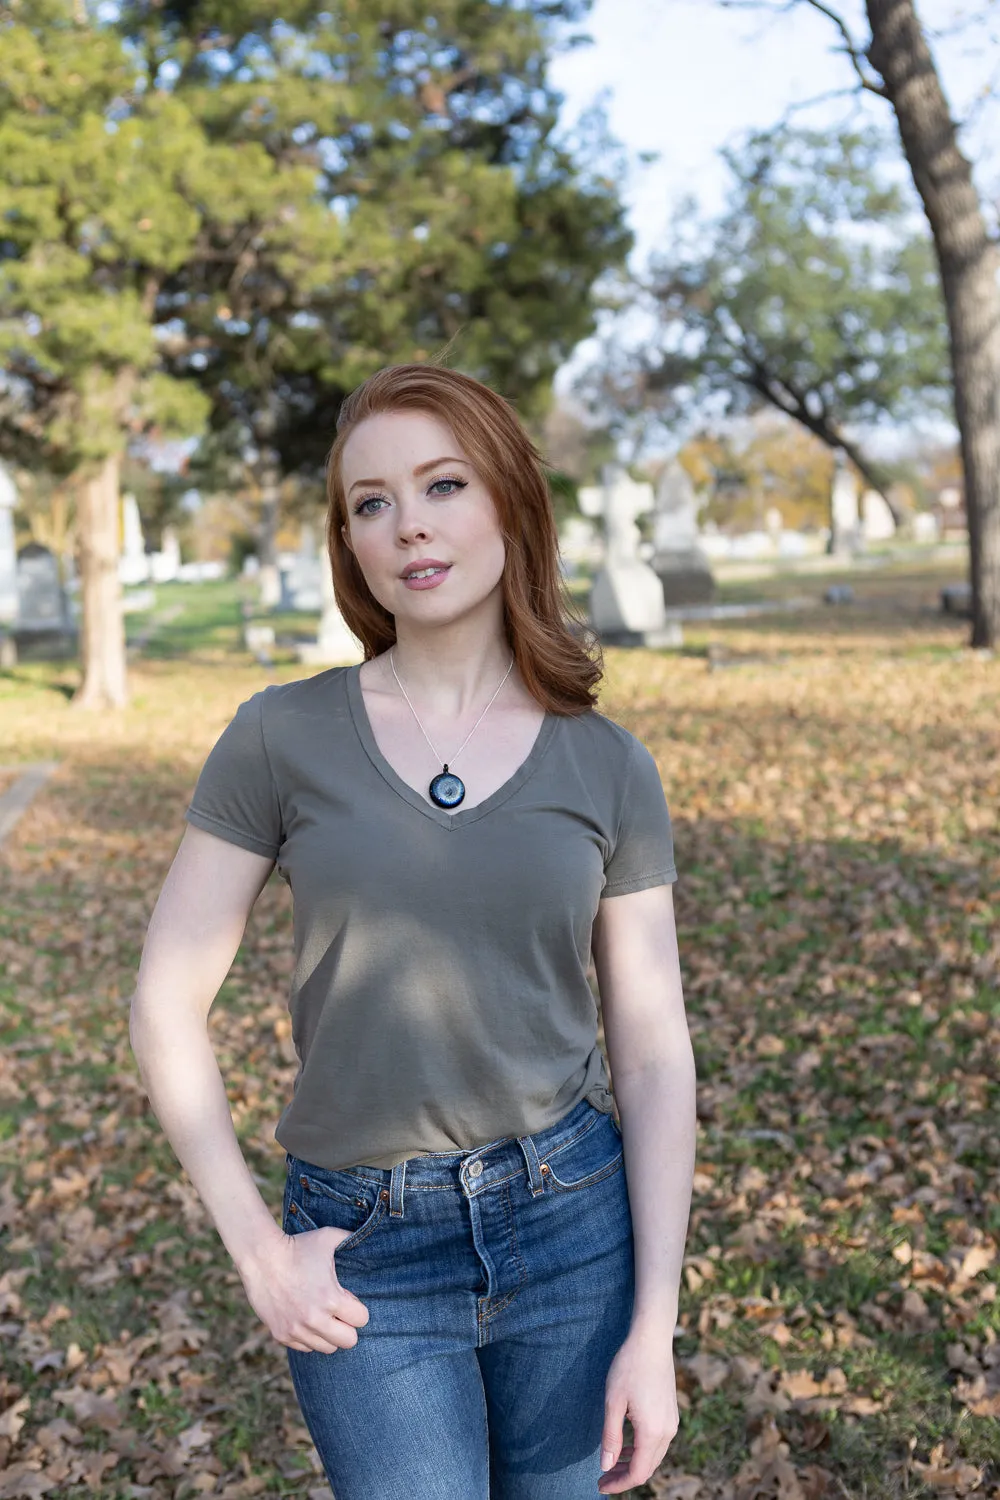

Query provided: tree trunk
[867,0,1000,648]
[73,451,128,709]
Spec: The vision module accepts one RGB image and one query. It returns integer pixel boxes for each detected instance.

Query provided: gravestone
[282,523,323,611]
[578,469,678,644]
[913,512,939,544]
[0,462,17,632]
[150,526,181,583]
[296,550,363,666]
[259,560,282,609]
[119,494,149,586]
[14,543,75,657]
[557,515,602,578]
[651,461,714,606]
[861,489,896,542]
[829,454,861,555]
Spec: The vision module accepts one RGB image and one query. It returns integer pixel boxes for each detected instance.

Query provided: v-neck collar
[345,662,558,830]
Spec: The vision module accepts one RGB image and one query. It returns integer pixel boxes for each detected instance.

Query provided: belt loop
[517,1133,545,1197]
[389,1160,406,1218]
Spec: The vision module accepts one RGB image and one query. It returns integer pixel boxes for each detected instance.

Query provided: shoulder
[245,666,353,728]
[257,666,352,710]
[560,705,647,770]
[213,669,353,765]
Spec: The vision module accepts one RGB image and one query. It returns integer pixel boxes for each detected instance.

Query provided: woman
[130,364,697,1500]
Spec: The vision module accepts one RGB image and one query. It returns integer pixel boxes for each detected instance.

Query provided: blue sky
[548,0,999,405]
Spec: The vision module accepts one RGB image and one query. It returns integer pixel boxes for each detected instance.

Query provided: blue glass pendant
[429,766,465,809]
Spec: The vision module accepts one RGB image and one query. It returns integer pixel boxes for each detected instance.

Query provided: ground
[0,554,997,1499]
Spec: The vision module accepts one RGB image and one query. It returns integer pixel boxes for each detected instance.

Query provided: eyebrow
[347,457,470,496]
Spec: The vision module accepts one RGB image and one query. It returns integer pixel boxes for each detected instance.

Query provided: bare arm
[129,824,369,1352]
[593,880,695,1330]
[129,824,281,1269]
[591,880,696,1493]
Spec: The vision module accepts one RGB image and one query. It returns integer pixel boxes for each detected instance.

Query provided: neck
[388,618,512,716]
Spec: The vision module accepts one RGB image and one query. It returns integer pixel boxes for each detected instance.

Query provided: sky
[547,0,1000,409]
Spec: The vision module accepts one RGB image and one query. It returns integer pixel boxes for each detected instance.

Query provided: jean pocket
[284,1162,388,1252]
[541,1109,624,1193]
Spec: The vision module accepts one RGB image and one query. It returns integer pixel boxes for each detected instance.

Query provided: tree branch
[741,358,902,517]
[719,0,888,96]
[801,0,888,95]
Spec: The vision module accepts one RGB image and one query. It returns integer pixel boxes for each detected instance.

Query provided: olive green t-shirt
[185,664,677,1171]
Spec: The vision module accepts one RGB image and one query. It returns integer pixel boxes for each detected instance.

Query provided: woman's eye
[353,478,465,516]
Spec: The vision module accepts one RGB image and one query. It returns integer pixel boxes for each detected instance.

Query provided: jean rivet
[540,1164,550,1174]
[290,1203,298,1214]
[299,1175,308,1188]
[380,1190,389,1202]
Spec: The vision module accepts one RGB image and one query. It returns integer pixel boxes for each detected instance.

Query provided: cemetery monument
[297,548,363,666]
[578,468,679,645]
[651,460,715,606]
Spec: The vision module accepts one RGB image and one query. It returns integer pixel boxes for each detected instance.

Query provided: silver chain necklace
[389,649,515,809]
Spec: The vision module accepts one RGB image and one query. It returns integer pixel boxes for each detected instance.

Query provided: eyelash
[352,476,467,517]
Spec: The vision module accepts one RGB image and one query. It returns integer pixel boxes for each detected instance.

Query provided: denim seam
[337,1196,387,1251]
[546,1154,624,1193]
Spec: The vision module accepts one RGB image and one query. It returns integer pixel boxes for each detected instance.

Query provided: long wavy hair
[325,364,602,714]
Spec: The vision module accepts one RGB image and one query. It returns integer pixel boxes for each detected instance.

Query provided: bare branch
[777,84,864,123]
[801,0,888,95]
[720,0,888,96]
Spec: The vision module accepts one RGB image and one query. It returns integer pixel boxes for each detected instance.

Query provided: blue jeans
[282,1096,635,1499]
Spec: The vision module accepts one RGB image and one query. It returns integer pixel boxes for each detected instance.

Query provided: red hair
[325,364,602,714]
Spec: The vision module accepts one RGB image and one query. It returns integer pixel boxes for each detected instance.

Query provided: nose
[393,495,433,546]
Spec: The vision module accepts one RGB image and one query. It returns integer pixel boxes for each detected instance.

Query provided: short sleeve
[184,691,283,859]
[602,736,677,897]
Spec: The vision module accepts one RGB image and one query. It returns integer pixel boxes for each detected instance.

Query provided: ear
[341,522,353,556]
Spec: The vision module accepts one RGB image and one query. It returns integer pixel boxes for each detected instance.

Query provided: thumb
[601,1393,627,1471]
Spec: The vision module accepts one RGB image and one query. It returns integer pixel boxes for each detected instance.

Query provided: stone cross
[578,468,670,638]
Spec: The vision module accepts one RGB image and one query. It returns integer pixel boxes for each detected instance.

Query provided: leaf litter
[0,588,997,1498]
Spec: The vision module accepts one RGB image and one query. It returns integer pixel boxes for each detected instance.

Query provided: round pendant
[429,771,465,809]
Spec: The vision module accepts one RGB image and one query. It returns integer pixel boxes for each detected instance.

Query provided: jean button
[468,1161,483,1178]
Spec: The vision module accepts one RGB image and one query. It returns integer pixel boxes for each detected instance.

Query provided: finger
[619,1441,657,1488]
[597,1444,634,1494]
[334,1294,370,1328]
[289,1332,348,1355]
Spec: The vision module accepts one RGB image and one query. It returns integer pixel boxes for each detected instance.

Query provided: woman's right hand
[238,1228,371,1353]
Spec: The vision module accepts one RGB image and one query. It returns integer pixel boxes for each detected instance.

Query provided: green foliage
[0,17,213,465]
[584,127,949,484]
[0,0,630,511]
[654,126,948,451]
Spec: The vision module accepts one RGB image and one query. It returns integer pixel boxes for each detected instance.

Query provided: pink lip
[400,560,451,591]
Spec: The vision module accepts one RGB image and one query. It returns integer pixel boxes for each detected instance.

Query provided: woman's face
[340,409,507,631]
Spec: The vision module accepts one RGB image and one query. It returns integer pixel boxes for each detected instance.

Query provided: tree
[641,125,948,523]
[141,3,631,597]
[717,0,1000,647]
[1,0,631,701]
[0,15,213,706]
[678,415,836,532]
